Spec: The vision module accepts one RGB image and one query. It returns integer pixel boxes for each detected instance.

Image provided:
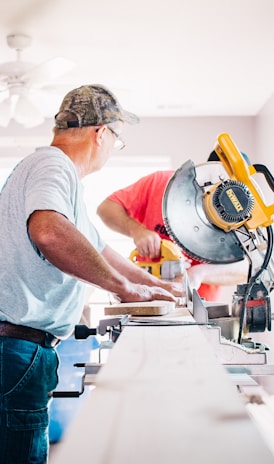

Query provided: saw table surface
[49,306,274,464]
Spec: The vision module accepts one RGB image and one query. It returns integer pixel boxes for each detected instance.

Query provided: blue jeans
[0,337,59,464]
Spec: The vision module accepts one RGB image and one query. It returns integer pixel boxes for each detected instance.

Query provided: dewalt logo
[226,188,243,212]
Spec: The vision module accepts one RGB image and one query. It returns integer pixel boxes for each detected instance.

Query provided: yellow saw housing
[204,133,274,232]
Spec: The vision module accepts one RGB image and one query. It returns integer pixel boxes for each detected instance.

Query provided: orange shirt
[108,170,221,301]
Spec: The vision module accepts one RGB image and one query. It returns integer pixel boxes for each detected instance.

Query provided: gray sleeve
[25,155,78,223]
[25,153,106,253]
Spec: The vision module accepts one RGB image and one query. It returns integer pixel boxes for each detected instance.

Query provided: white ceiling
[0,0,274,120]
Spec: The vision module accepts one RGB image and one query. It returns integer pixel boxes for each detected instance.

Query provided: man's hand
[114,283,177,303]
[102,244,183,300]
[133,229,161,258]
[97,199,161,259]
[159,279,184,298]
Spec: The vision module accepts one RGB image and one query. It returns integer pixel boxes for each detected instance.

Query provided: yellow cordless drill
[129,239,184,280]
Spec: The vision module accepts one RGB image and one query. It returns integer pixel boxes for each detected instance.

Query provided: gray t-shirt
[0,146,105,337]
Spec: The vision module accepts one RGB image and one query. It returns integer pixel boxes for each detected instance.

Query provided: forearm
[97,199,161,257]
[187,260,249,289]
[102,244,183,297]
[28,210,178,302]
[28,210,129,294]
[204,261,248,285]
[97,199,145,238]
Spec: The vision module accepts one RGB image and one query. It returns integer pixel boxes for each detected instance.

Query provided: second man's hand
[113,283,177,304]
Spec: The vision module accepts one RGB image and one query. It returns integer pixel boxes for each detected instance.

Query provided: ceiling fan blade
[0,83,8,94]
[14,95,44,128]
[22,57,75,87]
[0,97,13,127]
[33,82,75,94]
[0,74,8,83]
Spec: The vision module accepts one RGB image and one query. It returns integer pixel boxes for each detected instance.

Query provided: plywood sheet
[104,300,175,316]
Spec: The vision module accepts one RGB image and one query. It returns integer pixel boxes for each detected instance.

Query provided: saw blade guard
[162,160,245,264]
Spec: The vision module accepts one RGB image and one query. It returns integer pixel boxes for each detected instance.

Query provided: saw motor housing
[203,179,255,232]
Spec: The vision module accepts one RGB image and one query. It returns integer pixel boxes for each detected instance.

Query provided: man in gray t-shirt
[0,84,182,464]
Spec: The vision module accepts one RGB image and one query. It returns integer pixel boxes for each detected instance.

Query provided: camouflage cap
[55,84,139,129]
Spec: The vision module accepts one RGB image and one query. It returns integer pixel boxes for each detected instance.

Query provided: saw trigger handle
[253,163,274,192]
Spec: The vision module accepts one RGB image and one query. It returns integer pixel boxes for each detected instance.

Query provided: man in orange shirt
[97,157,249,301]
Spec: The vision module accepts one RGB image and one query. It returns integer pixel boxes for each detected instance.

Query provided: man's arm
[187,261,249,290]
[97,199,249,290]
[27,210,179,302]
[97,199,161,258]
[102,244,183,297]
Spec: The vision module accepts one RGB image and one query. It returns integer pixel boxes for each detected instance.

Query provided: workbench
[49,304,274,463]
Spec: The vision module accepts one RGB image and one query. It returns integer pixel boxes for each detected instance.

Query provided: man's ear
[95,126,107,147]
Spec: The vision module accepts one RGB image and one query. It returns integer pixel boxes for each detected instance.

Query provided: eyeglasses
[107,126,125,150]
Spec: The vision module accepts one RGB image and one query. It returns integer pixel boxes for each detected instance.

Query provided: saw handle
[253,164,274,192]
[215,133,250,182]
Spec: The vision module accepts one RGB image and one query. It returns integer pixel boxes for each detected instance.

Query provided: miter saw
[162,132,274,367]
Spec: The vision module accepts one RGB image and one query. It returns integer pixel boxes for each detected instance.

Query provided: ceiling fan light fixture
[7,33,32,51]
[24,57,75,86]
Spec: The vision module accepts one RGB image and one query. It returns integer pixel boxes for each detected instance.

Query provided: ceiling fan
[0,33,75,128]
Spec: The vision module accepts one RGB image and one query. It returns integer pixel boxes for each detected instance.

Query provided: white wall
[255,92,274,204]
[256,92,274,166]
[122,115,256,168]
[0,114,256,168]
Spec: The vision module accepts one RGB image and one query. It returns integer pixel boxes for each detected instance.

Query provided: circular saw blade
[162,160,245,264]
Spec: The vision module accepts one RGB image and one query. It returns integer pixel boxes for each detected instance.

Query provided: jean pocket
[6,407,48,430]
[2,408,48,463]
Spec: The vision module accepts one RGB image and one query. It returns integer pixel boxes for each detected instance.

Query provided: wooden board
[104,300,175,316]
[50,305,274,464]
